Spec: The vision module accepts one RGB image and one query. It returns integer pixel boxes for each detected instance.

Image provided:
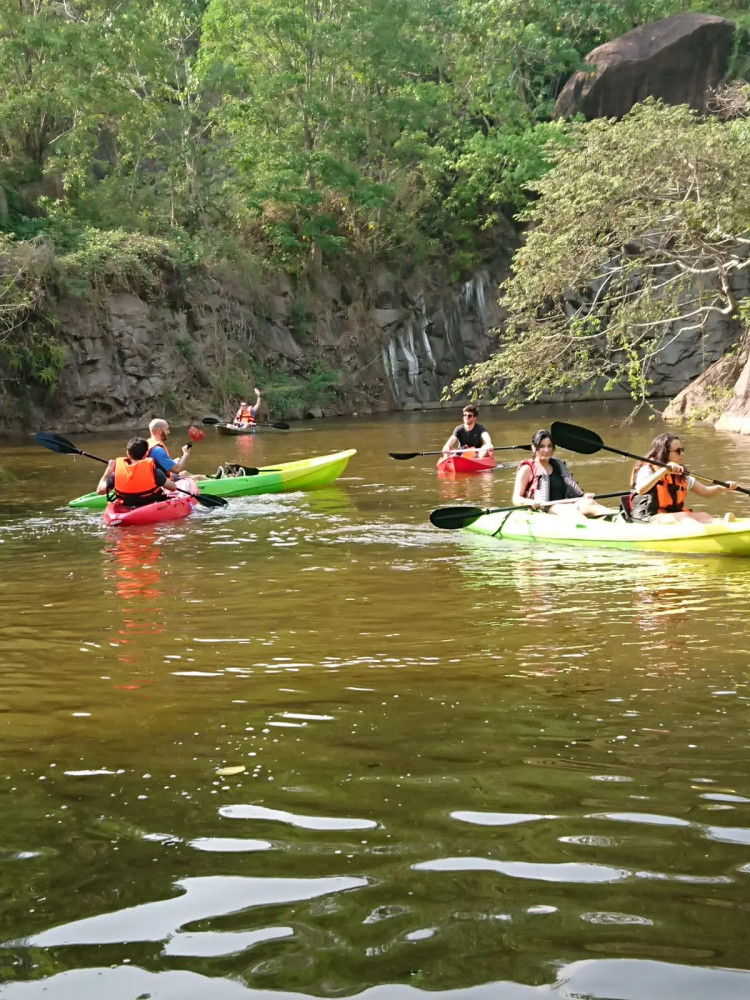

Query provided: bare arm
[478,430,494,458]
[690,479,737,498]
[96,460,115,494]
[512,465,534,506]
[635,462,681,495]
[171,445,190,473]
[442,434,460,455]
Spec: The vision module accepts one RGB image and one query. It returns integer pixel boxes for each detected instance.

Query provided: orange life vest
[146,437,169,457]
[234,405,256,426]
[632,465,690,517]
[654,471,689,512]
[113,457,163,506]
[146,438,178,479]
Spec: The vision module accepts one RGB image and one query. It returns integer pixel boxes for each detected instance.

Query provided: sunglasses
[462,413,476,418]
[671,447,684,455]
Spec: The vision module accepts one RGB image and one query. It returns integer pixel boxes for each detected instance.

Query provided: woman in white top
[630,433,737,523]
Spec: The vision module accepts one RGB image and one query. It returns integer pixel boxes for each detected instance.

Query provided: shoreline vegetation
[1,1,749,420]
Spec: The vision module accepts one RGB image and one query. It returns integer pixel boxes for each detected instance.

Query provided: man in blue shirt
[146,418,192,478]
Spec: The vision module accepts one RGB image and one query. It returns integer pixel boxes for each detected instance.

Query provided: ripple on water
[17,875,368,947]
[451,811,553,827]
[218,804,377,831]
[1,959,749,1000]
[414,856,629,883]
[188,837,273,853]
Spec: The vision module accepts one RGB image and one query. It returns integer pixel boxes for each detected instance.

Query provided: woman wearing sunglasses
[630,433,737,523]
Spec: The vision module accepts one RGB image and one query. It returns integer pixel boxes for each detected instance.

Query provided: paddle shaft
[430,490,626,530]
[562,435,750,497]
[201,416,290,430]
[35,433,225,508]
[485,490,625,515]
[390,445,531,459]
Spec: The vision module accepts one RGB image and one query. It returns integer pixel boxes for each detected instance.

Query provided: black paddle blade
[429,506,486,530]
[35,431,80,455]
[201,416,221,425]
[192,491,228,508]
[551,421,603,455]
[389,452,422,460]
[269,421,290,430]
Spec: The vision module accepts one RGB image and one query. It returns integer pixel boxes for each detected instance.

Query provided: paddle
[551,421,750,497]
[186,425,205,450]
[390,444,532,460]
[201,416,291,431]
[34,432,228,509]
[430,491,627,530]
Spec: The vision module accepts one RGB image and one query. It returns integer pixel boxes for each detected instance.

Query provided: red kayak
[436,450,497,475]
[103,484,199,527]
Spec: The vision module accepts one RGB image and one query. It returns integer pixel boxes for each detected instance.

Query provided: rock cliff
[554,12,735,120]
[3,238,737,435]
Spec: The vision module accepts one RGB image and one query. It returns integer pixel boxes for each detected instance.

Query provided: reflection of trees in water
[437,467,510,509]
[104,527,165,678]
[454,538,750,672]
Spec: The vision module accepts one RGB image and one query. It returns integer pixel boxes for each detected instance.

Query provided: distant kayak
[436,450,497,474]
[103,488,198,527]
[70,450,357,509]
[217,423,257,436]
[462,508,750,557]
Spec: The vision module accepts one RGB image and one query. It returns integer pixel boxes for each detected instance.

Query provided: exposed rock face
[713,348,750,434]
[1,244,738,432]
[8,258,516,433]
[555,13,735,120]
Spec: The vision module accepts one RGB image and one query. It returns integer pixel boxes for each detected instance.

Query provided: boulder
[555,13,735,121]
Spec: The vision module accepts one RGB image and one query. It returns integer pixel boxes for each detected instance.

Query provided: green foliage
[262,364,342,412]
[1,0,748,282]
[450,101,750,407]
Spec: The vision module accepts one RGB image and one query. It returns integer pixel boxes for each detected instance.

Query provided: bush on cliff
[450,100,750,409]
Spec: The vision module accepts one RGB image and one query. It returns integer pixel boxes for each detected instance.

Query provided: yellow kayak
[462,509,750,557]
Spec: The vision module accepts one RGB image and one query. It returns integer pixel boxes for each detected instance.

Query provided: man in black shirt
[441,404,494,458]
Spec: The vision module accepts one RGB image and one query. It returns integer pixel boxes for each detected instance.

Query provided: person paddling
[97,437,177,508]
[630,433,738,523]
[147,418,192,478]
[232,388,262,428]
[513,428,616,518]
[441,404,494,459]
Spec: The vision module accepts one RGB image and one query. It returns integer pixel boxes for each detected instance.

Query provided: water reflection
[2,405,750,1000]
[103,527,165,683]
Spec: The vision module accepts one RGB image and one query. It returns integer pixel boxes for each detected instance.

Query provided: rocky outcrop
[555,13,735,120]
[6,256,518,433]
[662,348,746,425]
[3,243,741,433]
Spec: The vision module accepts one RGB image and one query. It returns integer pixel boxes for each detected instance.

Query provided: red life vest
[234,405,256,426]
[113,457,163,506]
[519,459,537,499]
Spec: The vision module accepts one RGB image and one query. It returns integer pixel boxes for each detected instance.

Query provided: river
[1,402,749,1000]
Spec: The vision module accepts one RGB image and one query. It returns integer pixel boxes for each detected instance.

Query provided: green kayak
[68,449,357,510]
[462,508,750,557]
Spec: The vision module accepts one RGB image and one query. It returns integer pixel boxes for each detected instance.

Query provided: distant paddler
[232,388,262,429]
[441,404,494,460]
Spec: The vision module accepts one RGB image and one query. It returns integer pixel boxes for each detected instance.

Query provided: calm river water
[1,402,749,1000]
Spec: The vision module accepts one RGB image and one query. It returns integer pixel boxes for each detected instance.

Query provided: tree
[450,101,750,409]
